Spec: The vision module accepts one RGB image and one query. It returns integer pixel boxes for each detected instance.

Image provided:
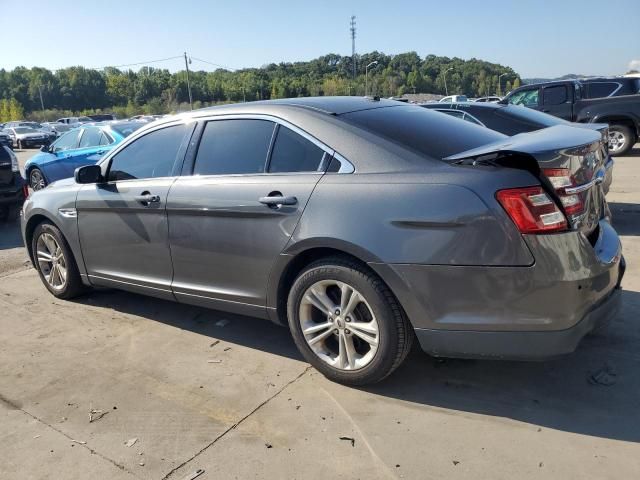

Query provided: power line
[190,56,237,71]
[103,55,183,69]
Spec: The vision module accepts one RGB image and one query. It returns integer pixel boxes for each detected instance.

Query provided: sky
[1,0,638,78]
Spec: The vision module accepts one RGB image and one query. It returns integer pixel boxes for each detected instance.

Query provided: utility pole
[443,67,454,96]
[365,61,378,97]
[350,16,356,83]
[37,85,46,121]
[184,51,193,110]
[498,72,508,96]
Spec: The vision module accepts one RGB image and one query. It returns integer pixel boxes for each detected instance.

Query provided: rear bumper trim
[414,287,622,360]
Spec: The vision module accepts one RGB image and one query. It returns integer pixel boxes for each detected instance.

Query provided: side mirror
[75,164,102,184]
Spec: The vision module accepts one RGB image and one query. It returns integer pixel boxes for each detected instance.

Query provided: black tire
[31,222,85,299]
[608,125,635,157]
[287,257,413,385]
[29,168,47,191]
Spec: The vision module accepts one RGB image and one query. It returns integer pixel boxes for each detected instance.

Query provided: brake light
[542,168,584,215]
[496,186,567,233]
[23,184,29,199]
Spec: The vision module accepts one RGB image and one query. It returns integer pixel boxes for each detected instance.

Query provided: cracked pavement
[1,148,640,479]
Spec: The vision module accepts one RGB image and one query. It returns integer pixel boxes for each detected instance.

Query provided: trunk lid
[445,125,607,235]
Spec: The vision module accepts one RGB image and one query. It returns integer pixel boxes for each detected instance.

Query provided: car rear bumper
[370,219,624,359]
[0,175,26,207]
[413,282,622,359]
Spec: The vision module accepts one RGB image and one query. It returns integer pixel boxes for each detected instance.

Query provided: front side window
[108,124,187,181]
[268,126,326,173]
[52,130,80,152]
[78,128,102,148]
[506,88,540,107]
[543,85,568,105]
[193,119,275,175]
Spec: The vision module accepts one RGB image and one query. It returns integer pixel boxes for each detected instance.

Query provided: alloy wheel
[30,170,46,191]
[36,233,67,291]
[608,130,626,154]
[299,280,379,370]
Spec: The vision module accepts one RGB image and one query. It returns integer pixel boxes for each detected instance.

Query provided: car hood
[48,177,78,189]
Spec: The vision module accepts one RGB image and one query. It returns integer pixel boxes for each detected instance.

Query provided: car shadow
[75,285,640,444]
[0,219,23,249]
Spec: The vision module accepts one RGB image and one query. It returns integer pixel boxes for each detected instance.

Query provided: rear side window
[78,128,102,148]
[108,124,186,181]
[99,132,112,146]
[268,126,326,173]
[585,82,618,98]
[343,105,505,160]
[193,119,275,175]
[543,86,568,105]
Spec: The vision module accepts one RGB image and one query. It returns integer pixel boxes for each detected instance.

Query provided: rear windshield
[14,127,36,133]
[497,105,569,127]
[341,105,505,159]
[110,122,144,137]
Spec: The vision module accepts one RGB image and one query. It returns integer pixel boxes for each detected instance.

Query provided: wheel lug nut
[335,309,340,315]
[345,317,351,322]
[345,329,350,334]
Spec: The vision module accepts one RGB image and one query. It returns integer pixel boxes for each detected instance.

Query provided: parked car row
[19,96,624,386]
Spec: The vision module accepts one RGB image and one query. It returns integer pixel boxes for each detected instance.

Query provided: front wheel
[608,125,636,156]
[287,257,413,385]
[29,168,47,191]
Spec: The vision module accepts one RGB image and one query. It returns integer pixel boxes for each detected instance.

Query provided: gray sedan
[21,97,624,385]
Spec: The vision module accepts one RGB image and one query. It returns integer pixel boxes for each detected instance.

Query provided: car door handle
[259,195,298,206]
[135,193,161,205]
[95,150,106,155]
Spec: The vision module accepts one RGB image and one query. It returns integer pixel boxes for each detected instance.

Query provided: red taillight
[542,168,584,215]
[496,186,567,234]
[22,184,29,199]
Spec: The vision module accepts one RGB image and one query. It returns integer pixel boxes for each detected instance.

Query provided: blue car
[25,122,144,190]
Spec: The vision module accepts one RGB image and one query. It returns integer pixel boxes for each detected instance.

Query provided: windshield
[14,127,37,134]
[342,105,505,160]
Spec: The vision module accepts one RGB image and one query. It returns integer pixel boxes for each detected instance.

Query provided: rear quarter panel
[285,170,535,266]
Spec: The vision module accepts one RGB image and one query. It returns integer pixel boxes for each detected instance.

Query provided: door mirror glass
[75,164,102,184]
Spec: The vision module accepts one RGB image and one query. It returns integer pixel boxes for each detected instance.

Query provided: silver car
[21,97,624,385]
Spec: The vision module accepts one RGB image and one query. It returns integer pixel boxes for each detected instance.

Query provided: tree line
[0,52,521,121]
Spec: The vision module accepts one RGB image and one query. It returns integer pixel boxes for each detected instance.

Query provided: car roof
[422,102,506,111]
[199,96,401,116]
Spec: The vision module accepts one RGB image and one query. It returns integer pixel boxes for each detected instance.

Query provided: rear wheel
[31,222,84,299]
[29,168,47,191]
[608,125,635,156]
[287,257,413,385]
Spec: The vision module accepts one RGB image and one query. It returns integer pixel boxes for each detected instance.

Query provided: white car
[474,96,502,103]
[439,95,468,103]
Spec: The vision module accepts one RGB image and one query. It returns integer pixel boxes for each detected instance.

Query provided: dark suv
[502,79,640,155]
[0,146,27,222]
